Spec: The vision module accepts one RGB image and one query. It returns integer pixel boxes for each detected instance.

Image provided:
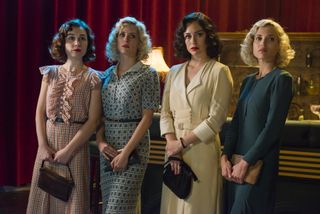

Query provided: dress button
[178,123,184,130]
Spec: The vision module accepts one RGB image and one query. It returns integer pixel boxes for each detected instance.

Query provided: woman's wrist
[97,140,107,145]
[120,147,131,158]
[179,137,187,148]
[221,154,229,161]
[38,142,49,149]
[97,141,107,151]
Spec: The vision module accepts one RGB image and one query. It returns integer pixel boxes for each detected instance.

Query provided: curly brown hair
[49,19,96,63]
[174,12,222,60]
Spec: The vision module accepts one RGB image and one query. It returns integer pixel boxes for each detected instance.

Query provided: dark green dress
[223,68,293,214]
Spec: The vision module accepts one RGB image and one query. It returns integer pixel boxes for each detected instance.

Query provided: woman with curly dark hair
[160,12,233,214]
[27,19,101,213]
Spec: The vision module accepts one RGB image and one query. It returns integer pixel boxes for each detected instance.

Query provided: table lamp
[142,47,170,81]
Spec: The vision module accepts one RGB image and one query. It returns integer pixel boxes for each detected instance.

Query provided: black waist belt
[54,117,86,124]
[105,118,141,123]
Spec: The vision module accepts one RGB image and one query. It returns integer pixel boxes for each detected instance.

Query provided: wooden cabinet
[217,32,320,120]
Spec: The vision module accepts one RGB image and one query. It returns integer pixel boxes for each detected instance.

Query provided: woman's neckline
[255,67,277,80]
[60,65,87,76]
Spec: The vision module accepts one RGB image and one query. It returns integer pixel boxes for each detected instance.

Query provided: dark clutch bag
[163,156,198,199]
[231,154,263,185]
[38,160,74,202]
[104,150,140,172]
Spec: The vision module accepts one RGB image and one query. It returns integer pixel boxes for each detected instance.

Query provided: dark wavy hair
[174,12,222,60]
[49,19,96,63]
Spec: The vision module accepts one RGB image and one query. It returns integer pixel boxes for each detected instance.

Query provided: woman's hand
[98,141,118,160]
[231,159,249,184]
[39,144,55,161]
[166,139,183,156]
[111,150,129,172]
[54,147,73,164]
[221,155,233,180]
[169,155,182,175]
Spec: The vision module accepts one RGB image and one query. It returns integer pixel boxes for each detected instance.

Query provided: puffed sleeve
[39,65,57,82]
[89,69,102,90]
[141,67,160,110]
[192,65,233,142]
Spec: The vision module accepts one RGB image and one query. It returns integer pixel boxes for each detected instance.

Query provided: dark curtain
[0,0,319,186]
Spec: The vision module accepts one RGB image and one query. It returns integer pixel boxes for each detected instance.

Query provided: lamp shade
[142,47,170,73]
[142,46,169,100]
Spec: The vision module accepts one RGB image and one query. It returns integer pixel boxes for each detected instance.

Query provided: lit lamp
[142,47,170,81]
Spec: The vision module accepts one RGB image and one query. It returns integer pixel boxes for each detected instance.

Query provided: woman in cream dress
[160,12,233,214]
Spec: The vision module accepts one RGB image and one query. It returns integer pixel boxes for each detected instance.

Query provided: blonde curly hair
[106,16,151,63]
[240,19,295,68]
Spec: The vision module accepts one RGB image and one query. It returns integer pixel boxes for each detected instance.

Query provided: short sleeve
[141,67,160,110]
[89,70,102,90]
[39,65,57,82]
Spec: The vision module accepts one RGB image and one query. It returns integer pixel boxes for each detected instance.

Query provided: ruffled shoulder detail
[46,66,67,123]
[59,67,87,124]
[88,68,102,90]
[39,65,59,82]
[95,68,106,80]
[39,65,59,75]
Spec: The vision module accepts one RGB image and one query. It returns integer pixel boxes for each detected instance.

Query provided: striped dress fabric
[99,62,160,214]
[27,65,100,214]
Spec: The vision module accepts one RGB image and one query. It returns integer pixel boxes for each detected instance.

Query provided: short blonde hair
[240,19,295,68]
[106,17,151,63]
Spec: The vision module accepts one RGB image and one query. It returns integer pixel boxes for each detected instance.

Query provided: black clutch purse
[38,160,74,202]
[104,150,140,172]
[163,156,198,199]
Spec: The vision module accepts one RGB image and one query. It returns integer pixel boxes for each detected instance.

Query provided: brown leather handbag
[38,160,74,202]
[231,154,263,185]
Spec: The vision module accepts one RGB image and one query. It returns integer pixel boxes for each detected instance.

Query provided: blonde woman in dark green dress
[221,19,295,214]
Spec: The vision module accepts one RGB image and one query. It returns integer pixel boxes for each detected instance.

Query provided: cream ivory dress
[160,59,233,214]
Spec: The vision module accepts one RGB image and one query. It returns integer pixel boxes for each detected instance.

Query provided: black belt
[54,117,86,124]
[105,118,141,123]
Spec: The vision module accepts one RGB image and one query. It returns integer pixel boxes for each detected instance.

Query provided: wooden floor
[0,186,29,214]
[2,176,320,214]
[0,186,103,214]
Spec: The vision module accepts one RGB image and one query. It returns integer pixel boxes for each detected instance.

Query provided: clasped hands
[221,155,249,184]
[40,144,73,165]
[99,141,129,172]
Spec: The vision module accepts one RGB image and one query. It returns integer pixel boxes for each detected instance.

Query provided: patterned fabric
[27,65,101,214]
[99,61,160,214]
[40,65,100,124]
